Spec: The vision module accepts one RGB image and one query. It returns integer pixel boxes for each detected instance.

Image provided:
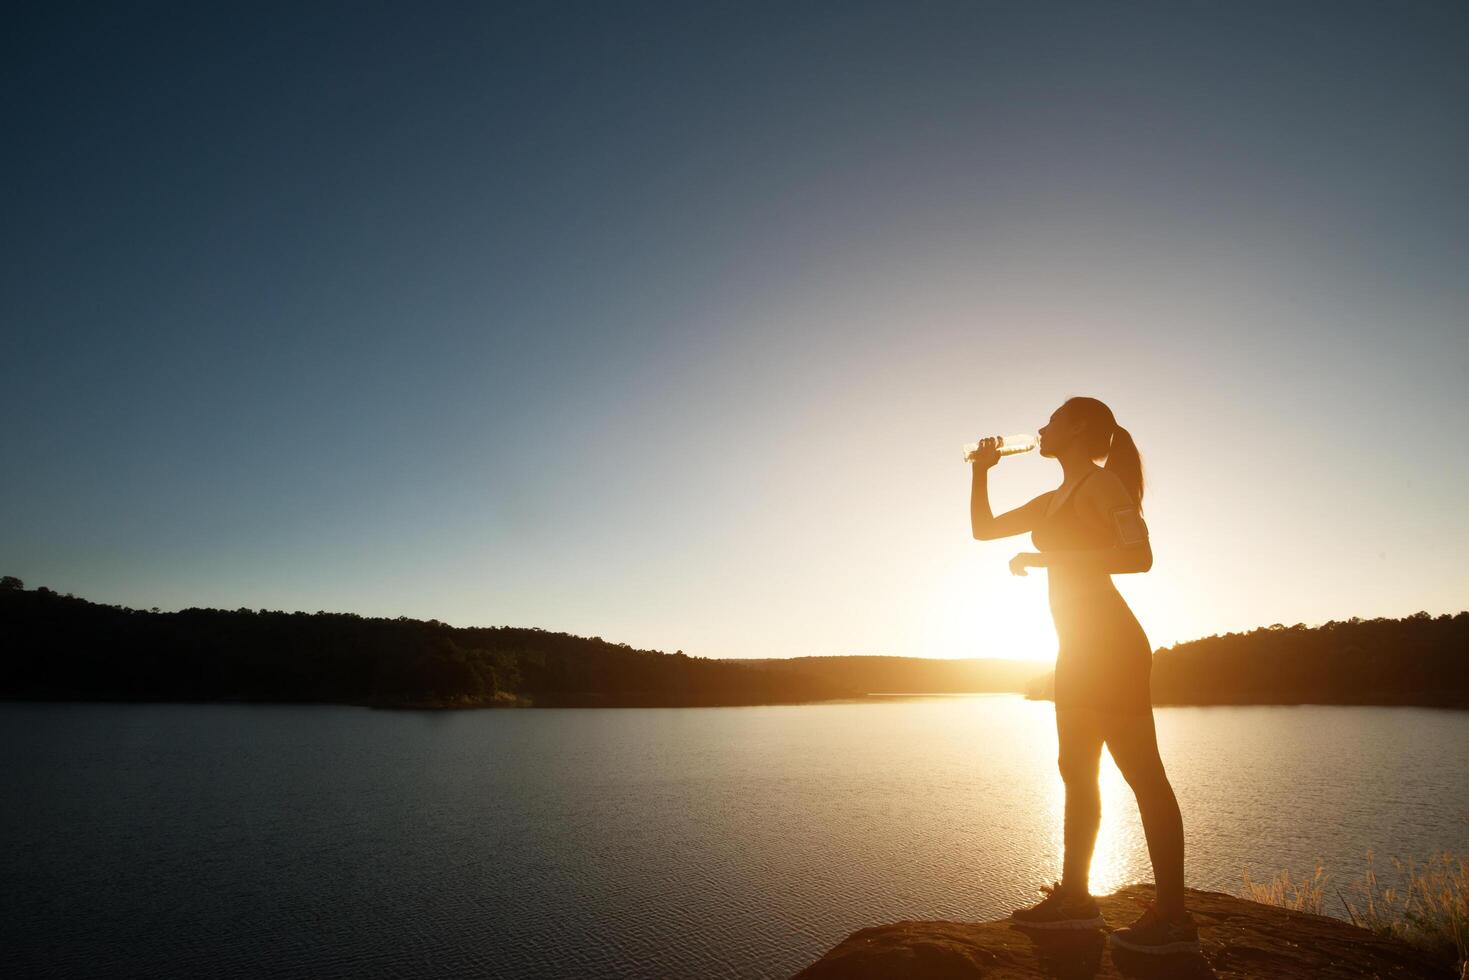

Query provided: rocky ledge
[791,884,1452,979]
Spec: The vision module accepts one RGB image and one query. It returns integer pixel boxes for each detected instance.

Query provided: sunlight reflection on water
[1,697,1466,979]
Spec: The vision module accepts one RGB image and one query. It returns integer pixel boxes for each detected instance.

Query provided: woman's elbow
[1113,543,1151,573]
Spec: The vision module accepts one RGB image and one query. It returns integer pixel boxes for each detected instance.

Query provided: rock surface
[791,885,1452,979]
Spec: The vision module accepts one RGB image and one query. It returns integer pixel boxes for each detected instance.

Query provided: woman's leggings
[1056,705,1186,913]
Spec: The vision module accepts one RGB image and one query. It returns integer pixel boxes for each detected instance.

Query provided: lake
[2,697,1466,979]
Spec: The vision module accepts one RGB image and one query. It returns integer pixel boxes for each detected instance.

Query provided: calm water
[2,697,1466,979]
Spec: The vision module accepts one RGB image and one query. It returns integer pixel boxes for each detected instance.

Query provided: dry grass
[1340,851,1468,980]
[1244,851,1468,980]
[1242,861,1329,914]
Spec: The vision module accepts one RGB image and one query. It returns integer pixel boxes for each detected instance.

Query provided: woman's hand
[1009,552,1042,576]
[969,435,1002,469]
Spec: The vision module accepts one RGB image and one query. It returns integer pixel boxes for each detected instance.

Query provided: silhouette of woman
[968,397,1197,955]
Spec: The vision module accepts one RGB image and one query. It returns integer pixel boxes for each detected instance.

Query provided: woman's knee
[1117,757,1178,808]
[1057,749,1100,787]
[1103,715,1166,784]
[1056,709,1104,786]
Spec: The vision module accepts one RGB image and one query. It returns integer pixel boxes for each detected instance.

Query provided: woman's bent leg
[1104,710,1186,916]
[1056,706,1105,895]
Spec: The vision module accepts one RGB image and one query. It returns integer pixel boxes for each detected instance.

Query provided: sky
[3,1,1466,662]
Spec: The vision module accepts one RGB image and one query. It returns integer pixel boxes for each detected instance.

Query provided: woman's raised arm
[972,464,1053,540]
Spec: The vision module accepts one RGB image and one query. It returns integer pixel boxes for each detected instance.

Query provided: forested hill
[9,577,1462,711]
[728,655,1051,694]
[1025,610,1469,708]
[0,580,856,709]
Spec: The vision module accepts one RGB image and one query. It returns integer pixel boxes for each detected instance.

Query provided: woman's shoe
[1010,882,1105,930]
[1106,901,1200,954]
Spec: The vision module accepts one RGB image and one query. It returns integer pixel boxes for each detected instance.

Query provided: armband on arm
[1111,507,1148,546]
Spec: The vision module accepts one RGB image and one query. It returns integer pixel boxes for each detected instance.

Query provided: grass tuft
[1244,851,1468,980]
[1242,861,1328,914]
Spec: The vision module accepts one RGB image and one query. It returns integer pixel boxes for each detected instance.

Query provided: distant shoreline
[4,582,1465,712]
[4,691,1465,712]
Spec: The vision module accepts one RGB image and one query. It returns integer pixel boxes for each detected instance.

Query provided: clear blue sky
[4,2,1466,660]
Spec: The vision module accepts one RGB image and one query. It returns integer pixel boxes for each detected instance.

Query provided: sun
[921,553,1058,662]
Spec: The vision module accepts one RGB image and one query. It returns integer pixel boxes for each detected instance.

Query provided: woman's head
[1037,397,1146,513]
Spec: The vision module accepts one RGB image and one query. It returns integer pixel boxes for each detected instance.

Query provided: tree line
[0,578,853,709]
[5,577,1463,710]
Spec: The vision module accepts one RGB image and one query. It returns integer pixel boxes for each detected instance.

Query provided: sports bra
[1031,468,1115,553]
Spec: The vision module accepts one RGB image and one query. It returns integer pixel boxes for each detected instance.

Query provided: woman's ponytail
[1104,424,1145,516]
[1061,396,1147,515]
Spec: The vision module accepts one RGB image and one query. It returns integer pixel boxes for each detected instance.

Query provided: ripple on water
[1,698,1466,979]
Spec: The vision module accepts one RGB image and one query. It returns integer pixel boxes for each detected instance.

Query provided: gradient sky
[4,2,1466,662]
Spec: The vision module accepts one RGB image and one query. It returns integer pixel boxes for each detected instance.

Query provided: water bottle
[962,433,1039,463]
